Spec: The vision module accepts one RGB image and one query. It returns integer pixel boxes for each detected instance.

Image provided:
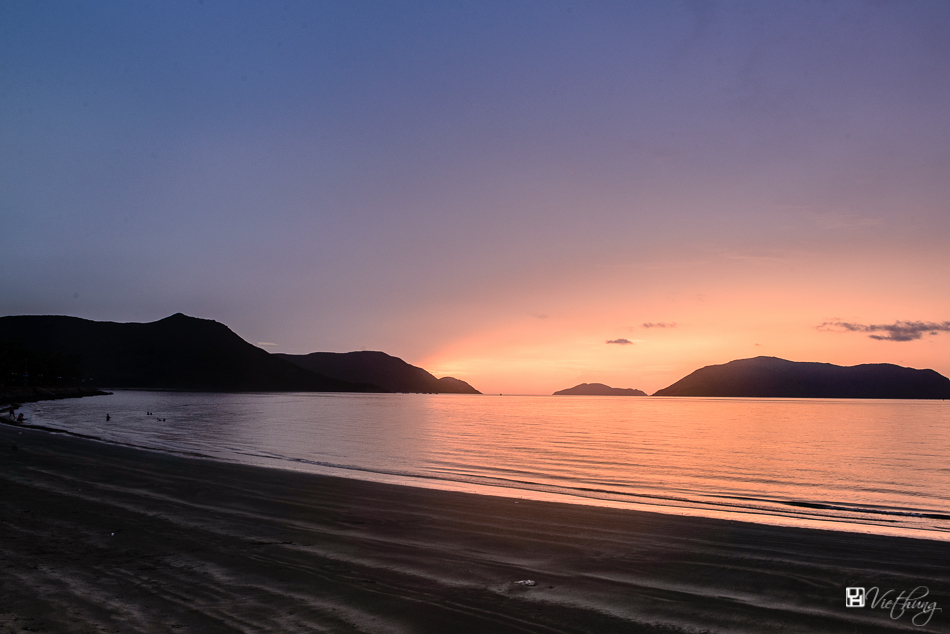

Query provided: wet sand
[1,422,948,633]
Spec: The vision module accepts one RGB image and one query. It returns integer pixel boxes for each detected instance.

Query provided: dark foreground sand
[1,423,948,633]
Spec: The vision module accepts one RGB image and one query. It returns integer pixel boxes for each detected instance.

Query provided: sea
[17,391,950,541]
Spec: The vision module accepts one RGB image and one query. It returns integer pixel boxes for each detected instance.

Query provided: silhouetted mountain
[653,356,950,399]
[1,338,82,387]
[1,386,111,407]
[554,383,646,396]
[276,351,481,394]
[0,314,381,392]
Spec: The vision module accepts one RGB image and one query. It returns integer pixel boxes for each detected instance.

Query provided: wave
[237,446,950,531]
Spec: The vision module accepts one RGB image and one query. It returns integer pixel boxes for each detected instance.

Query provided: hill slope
[653,356,950,399]
[554,383,646,396]
[0,314,379,392]
[276,351,480,394]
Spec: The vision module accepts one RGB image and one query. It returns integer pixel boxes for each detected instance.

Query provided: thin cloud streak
[642,322,676,329]
[818,320,950,342]
[606,338,634,345]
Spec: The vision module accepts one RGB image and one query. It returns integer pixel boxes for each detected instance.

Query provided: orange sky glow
[421,247,950,394]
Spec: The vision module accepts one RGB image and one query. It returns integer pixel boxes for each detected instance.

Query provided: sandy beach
[1,422,947,633]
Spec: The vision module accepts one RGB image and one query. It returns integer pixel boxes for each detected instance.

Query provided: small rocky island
[554,383,647,396]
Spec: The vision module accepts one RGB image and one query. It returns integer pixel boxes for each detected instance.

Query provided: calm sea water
[17,391,950,540]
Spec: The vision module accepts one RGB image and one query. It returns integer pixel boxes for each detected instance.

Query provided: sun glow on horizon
[421,282,950,395]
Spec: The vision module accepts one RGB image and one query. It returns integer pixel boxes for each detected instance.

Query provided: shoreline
[6,411,949,544]
[0,386,111,407]
[2,423,949,632]
[228,455,950,543]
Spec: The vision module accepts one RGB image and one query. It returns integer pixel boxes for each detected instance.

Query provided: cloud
[606,338,634,345]
[818,320,950,342]
[257,342,278,347]
[642,322,676,328]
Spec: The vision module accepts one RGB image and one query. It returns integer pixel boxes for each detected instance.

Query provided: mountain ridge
[653,356,950,399]
[0,313,379,392]
[276,351,480,394]
[0,313,481,395]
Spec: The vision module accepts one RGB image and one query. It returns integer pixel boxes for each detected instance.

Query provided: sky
[2,0,950,394]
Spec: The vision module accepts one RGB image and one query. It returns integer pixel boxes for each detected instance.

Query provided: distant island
[554,383,646,396]
[0,313,479,395]
[276,351,480,394]
[653,356,950,399]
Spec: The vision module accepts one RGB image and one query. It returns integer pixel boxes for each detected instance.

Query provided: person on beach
[16,413,23,423]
